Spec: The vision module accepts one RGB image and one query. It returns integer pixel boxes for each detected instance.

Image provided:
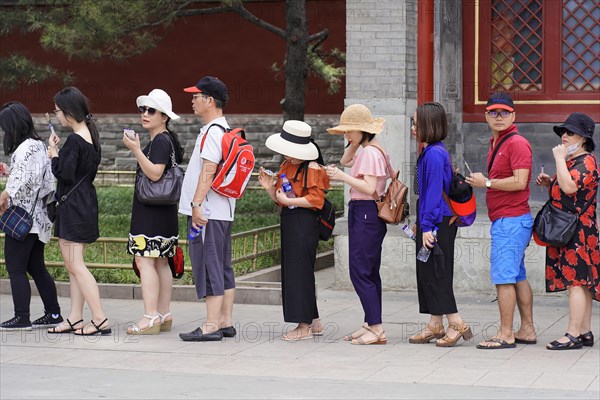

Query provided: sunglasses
[562,130,576,137]
[486,110,513,118]
[138,106,157,115]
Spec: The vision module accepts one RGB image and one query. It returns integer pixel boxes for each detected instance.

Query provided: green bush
[0,185,344,283]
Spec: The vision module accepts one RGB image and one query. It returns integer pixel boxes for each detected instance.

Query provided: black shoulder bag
[534,194,594,247]
[293,161,336,241]
[44,172,90,222]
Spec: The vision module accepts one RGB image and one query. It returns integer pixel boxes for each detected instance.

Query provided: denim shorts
[490,213,533,285]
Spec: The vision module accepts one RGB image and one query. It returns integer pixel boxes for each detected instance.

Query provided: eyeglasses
[138,106,157,115]
[53,109,62,115]
[562,131,576,137]
[486,110,513,119]
[192,93,210,101]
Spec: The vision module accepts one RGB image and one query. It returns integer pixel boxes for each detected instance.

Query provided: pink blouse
[350,145,390,200]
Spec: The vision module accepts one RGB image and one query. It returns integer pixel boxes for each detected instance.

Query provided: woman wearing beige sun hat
[258,120,330,341]
[326,104,391,345]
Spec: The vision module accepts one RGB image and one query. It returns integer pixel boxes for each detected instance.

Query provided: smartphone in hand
[123,128,137,140]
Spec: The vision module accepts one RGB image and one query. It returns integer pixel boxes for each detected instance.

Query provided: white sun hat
[136,89,180,120]
[265,120,318,161]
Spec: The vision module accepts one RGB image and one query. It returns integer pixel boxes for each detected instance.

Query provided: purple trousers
[348,200,387,325]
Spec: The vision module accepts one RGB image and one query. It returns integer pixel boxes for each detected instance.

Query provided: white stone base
[332,219,547,295]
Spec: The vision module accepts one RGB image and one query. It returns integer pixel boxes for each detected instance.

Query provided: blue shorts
[490,213,533,285]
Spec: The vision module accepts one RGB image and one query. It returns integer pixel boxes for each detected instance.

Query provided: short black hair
[416,102,448,144]
[583,137,595,152]
[0,102,42,156]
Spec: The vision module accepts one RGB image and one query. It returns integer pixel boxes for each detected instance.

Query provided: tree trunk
[282,0,308,121]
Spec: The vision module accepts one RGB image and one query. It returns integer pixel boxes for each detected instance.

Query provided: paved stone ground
[1,268,598,399]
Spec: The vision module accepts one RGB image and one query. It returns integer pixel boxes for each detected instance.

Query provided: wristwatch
[190,201,202,208]
[485,178,492,188]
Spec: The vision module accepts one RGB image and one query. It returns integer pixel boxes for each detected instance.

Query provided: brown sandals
[351,326,387,345]
[436,321,473,347]
[409,323,446,344]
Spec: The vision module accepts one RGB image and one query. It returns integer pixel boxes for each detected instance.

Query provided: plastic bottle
[402,223,416,241]
[188,208,211,240]
[416,229,437,262]
[280,174,297,209]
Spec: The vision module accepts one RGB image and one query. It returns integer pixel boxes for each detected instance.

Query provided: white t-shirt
[178,117,236,221]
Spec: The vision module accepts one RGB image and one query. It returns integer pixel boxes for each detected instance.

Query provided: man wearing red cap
[178,76,237,342]
[466,92,537,349]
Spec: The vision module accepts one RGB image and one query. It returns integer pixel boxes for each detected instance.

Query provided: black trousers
[4,234,60,317]
[416,215,458,315]
[280,207,320,324]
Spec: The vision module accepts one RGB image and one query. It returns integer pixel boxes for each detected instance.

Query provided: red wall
[0,1,345,115]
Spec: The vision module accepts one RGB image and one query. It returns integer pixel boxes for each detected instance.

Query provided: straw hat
[265,120,318,161]
[136,89,180,120]
[327,104,385,135]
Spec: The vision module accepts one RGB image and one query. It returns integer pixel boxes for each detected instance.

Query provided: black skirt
[280,207,320,324]
[415,215,458,315]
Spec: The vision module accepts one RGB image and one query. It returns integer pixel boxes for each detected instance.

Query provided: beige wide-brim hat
[327,104,385,135]
[136,89,180,120]
[265,120,318,161]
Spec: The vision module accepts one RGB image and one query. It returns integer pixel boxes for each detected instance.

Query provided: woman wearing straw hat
[123,89,184,335]
[258,120,330,341]
[326,104,390,345]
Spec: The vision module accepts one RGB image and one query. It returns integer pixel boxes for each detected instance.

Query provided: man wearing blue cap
[466,92,537,349]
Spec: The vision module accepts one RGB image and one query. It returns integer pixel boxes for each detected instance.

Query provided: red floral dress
[545,153,600,300]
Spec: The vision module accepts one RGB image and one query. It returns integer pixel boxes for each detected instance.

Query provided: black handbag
[318,198,336,241]
[135,134,183,205]
[533,196,594,247]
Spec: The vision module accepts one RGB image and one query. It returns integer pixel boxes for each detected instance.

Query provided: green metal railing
[0,224,281,272]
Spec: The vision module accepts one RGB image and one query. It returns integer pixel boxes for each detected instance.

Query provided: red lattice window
[562,0,600,91]
[490,0,543,91]
[462,0,600,122]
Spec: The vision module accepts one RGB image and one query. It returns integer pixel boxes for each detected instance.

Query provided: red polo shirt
[486,124,532,222]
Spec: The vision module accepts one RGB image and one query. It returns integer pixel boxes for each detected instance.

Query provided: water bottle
[280,174,297,209]
[402,223,416,241]
[416,229,437,262]
[188,208,211,240]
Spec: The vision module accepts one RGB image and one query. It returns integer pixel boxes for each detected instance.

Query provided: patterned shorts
[127,234,177,258]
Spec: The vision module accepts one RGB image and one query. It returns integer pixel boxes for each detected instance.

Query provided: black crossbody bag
[534,193,594,247]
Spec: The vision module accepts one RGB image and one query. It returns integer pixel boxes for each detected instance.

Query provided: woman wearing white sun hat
[258,120,330,341]
[123,89,184,335]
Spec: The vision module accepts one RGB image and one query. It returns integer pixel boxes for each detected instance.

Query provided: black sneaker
[32,312,64,328]
[0,316,32,331]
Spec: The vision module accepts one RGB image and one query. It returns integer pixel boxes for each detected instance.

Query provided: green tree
[0,0,345,120]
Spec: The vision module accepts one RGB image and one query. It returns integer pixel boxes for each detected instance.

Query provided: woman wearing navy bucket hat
[536,112,599,350]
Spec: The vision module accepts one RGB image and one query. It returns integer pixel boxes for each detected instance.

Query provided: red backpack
[200,123,255,199]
